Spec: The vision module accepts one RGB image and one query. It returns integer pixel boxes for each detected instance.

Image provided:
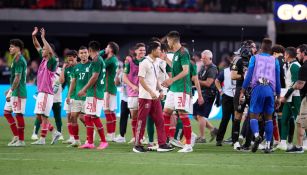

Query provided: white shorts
[71,100,85,113]
[34,92,54,117]
[4,96,26,114]
[164,91,191,113]
[127,97,138,110]
[64,98,73,113]
[84,97,104,117]
[103,92,117,111]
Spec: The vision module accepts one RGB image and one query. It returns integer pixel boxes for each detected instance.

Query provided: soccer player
[31,65,63,141]
[31,27,61,145]
[66,46,91,147]
[162,31,193,153]
[168,48,203,148]
[123,43,146,143]
[133,41,174,153]
[78,41,108,150]
[4,39,27,147]
[286,44,307,153]
[100,42,119,141]
[230,40,257,150]
[278,47,301,150]
[193,50,218,144]
[240,38,281,153]
[60,50,78,144]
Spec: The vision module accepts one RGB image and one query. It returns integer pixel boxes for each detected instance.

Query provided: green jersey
[86,56,106,99]
[190,62,197,76]
[105,55,118,95]
[10,54,27,98]
[72,62,91,101]
[170,47,191,93]
[64,65,75,98]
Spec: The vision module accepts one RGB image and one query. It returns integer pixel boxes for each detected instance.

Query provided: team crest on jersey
[232,65,237,70]
[86,67,89,72]
[76,68,79,72]
[174,55,178,61]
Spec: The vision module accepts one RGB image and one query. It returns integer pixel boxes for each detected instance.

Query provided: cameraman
[230,40,257,150]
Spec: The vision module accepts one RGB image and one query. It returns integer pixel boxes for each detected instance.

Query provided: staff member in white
[215,58,236,146]
[133,42,174,153]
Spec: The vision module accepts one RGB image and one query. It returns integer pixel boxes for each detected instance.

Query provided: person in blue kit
[240,38,281,153]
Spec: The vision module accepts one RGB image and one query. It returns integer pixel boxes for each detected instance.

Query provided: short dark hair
[261,38,272,53]
[9,39,24,50]
[108,42,119,55]
[245,40,255,46]
[134,43,145,50]
[79,46,88,51]
[285,47,296,58]
[297,44,307,54]
[150,37,161,43]
[66,49,78,57]
[147,42,160,54]
[167,31,180,41]
[161,43,168,52]
[88,41,100,51]
[272,44,285,54]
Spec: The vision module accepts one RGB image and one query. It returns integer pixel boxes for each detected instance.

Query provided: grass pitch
[0,117,306,175]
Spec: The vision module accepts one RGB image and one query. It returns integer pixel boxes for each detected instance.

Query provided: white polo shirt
[138,56,159,100]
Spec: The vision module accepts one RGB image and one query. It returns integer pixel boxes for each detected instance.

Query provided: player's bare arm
[40,28,55,57]
[32,27,41,51]
[162,65,189,87]
[67,78,76,104]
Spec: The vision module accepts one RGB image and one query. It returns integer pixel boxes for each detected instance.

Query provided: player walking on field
[60,50,78,144]
[4,39,27,147]
[100,42,119,141]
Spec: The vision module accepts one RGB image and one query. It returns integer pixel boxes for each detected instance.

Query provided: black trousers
[119,100,131,137]
[216,94,235,142]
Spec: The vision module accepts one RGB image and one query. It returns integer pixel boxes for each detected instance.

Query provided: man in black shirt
[230,40,257,150]
[287,44,307,153]
[193,50,218,143]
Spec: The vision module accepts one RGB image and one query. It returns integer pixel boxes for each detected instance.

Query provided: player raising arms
[31,27,61,145]
[100,42,119,141]
[78,41,108,150]
[4,39,27,147]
